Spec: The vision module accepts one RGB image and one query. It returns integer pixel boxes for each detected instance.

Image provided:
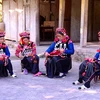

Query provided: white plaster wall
[3,0,10,39]
[17,0,24,40]
[30,0,39,45]
[9,0,18,40]
[3,0,40,45]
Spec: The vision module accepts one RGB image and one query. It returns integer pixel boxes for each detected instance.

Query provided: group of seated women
[0,28,100,90]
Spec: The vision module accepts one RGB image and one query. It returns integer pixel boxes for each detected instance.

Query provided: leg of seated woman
[32,55,39,74]
[0,60,8,77]
[6,59,16,77]
[45,56,61,78]
[79,70,100,89]
[21,57,29,74]
[73,60,88,85]
[78,60,90,82]
[46,57,56,78]
[6,59,13,76]
[57,57,71,74]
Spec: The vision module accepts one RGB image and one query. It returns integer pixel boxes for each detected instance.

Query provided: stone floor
[0,41,100,100]
[0,59,100,100]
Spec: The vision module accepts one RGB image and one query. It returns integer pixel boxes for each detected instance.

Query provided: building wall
[3,0,23,41]
[17,0,24,40]
[3,0,100,44]
[70,0,81,42]
[3,0,40,45]
[3,0,10,39]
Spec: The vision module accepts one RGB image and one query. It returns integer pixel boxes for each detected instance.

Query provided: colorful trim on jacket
[15,41,36,57]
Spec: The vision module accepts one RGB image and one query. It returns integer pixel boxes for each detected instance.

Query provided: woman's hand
[19,55,24,60]
[59,49,64,54]
[27,53,32,57]
[44,52,50,57]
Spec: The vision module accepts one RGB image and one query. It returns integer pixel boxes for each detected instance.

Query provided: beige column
[18,0,24,41]
[30,0,40,45]
[58,0,65,28]
[80,0,89,47]
[3,0,10,39]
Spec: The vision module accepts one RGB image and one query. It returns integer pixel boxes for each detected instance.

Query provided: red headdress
[54,28,69,43]
[19,31,30,44]
[19,31,30,38]
[56,28,67,36]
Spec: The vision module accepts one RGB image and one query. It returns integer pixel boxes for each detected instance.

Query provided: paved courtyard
[0,43,100,100]
[0,58,100,100]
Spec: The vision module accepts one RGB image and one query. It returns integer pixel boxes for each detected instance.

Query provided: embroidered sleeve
[68,40,72,44]
[31,42,36,55]
[15,44,22,57]
[4,46,10,57]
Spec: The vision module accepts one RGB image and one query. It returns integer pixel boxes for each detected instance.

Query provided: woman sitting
[15,31,42,76]
[73,48,100,89]
[44,28,74,78]
[0,30,16,77]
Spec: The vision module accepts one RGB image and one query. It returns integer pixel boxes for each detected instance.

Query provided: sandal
[33,72,42,76]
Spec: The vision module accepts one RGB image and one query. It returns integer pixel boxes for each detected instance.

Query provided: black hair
[0,36,4,38]
[58,31,64,35]
[22,37,30,40]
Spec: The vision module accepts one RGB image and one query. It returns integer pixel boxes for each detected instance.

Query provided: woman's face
[56,33,65,40]
[22,37,29,44]
[0,37,4,43]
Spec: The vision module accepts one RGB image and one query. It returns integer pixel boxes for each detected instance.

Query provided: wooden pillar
[58,0,65,28]
[80,0,89,47]
[30,0,40,45]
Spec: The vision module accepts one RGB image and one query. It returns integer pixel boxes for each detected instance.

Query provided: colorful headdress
[56,28,67,36]
[54,28,69,43]
[19,31,30,38]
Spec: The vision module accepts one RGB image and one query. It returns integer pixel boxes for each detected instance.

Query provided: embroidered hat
[56,28,67,36]
[0,30,5,37]
[19,31,30,38]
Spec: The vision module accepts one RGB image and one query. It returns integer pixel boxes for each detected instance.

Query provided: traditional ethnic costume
[15,31,42,76]
[45,28,74,78]
[73,48,100,89]
[0,31,16,77]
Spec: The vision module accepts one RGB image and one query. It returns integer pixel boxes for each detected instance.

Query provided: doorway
[39,0,71,42]
[89,0,100,41]
[39,0,56,42]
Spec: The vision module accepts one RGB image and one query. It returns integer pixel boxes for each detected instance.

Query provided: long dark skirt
[0,59,14,77]
[83,62,100,88]
[21,55,39,74]
[45,56,72,78]
[78,60,95,83]
[0,60,8,77]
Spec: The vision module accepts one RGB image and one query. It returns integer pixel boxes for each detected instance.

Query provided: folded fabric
[49,50,61,56]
